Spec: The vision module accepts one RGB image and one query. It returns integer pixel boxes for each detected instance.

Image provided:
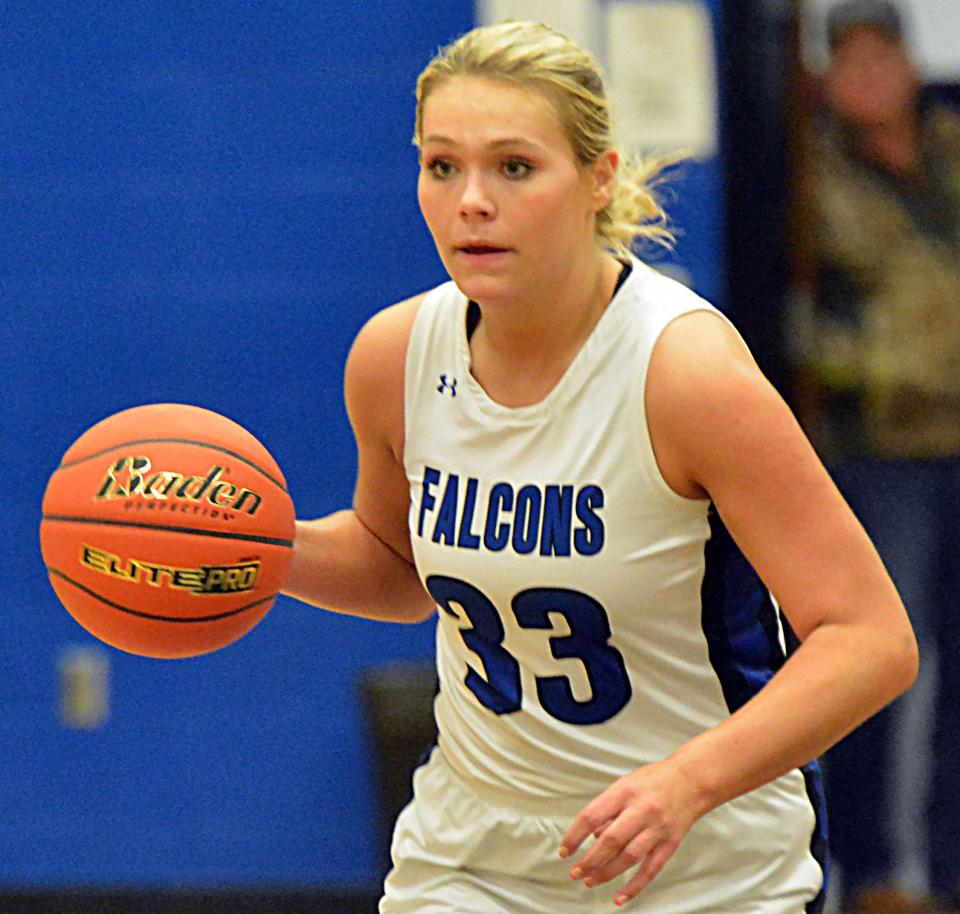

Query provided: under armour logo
[437,374,458,397]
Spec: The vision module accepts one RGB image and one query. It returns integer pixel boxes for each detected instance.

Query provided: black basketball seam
[48,568,277,623]
[42,514,294,548]
[55,438,288,492]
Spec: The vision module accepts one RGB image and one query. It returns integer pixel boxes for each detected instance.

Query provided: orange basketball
[39,403,295,659]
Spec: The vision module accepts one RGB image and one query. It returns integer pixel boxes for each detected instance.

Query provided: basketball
[39,403,296,659]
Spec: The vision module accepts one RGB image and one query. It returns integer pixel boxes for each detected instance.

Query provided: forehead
[832,26,905,63]
[421,76,571,149]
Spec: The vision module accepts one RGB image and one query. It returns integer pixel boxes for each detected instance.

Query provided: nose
[459,172,496,220]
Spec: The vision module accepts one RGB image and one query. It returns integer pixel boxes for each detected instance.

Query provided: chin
[454,278,520,308]
[446,269,511,305]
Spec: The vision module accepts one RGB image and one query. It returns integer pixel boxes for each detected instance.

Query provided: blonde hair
[414,20,682,257]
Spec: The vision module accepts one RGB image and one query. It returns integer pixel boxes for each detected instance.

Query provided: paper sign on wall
[606,1,718,158]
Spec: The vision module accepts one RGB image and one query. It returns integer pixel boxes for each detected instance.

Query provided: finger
[570,810,644,882]
[560,796,621,858]
[585,829,659,887]
[565,821,614,873]
[561,814,615,871]
[577,817,612,855]
[611,840,678,907]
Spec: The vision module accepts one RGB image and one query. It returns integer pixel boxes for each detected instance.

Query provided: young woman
[283,20,917,914]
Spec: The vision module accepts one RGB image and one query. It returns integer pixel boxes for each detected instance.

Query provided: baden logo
[96,456,263,515]
[81,544,261,595]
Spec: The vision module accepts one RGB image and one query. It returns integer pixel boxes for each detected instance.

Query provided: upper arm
[646,310,906,640]
[344,293,426,564]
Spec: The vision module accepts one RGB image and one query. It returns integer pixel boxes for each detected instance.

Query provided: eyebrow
[421,135,542,151]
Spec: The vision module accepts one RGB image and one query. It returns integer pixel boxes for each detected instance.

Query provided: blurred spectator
[791,1,960,912]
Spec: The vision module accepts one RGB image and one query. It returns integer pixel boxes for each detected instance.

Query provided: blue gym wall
[1,0,724,889]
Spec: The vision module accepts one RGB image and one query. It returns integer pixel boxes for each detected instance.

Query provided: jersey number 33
[427,574,633,726]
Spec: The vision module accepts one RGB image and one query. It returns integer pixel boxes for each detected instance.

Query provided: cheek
[522,184,593,236]
[417,179,443,234]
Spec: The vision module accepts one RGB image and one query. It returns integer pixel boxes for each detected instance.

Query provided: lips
[457,243,510,255]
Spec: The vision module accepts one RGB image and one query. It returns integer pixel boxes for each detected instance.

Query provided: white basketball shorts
[379,748,823,914]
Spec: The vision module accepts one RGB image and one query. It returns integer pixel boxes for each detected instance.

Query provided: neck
[474,250,621,361]
[467,250,623,407]
[857,112,922,178]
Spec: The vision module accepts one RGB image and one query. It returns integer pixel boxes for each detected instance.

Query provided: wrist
[665,739,727,820]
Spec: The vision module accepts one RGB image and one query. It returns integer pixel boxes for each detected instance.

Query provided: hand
[559,759,704,907]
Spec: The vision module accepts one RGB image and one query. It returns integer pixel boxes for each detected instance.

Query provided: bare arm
[563,310,918,902]
[282,295,436,623]
[651,311,917,805]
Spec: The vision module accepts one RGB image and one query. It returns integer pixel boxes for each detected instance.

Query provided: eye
[424,157,456,180]
[501,157,533,180]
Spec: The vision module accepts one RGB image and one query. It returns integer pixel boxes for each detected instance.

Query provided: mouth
[456,244,512,257]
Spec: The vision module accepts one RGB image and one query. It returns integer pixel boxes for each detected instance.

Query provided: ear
[590,148,619,212]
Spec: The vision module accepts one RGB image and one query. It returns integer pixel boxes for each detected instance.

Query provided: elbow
[902,632,921,692]
[888,625,921,699]
[397,594,438,625]
[400,610,436,625]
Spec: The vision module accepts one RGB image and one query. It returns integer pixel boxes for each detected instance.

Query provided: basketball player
[283,20,917,913]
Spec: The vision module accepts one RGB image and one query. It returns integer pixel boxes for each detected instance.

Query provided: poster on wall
[476,0,718,157]
[605,1,717,158]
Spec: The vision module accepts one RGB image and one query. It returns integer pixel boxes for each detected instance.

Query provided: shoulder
[645,309,780,498]
[648,309,757,416]
[344,291,430,452]
[810,118,863,197]
[635,265,713,312]
[347,292,427,374]
[626,268,730,366]
[620,262,718,336]
[927,102,960,153]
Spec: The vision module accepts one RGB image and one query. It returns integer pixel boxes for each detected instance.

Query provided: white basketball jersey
[403,261,826,906]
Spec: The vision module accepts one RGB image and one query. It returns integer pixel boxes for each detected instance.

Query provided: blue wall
[1,0,724,889]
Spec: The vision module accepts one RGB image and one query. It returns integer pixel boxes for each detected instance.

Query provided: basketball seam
[48,568,277,623]
[42,514,294,548]
[55,438,288,492]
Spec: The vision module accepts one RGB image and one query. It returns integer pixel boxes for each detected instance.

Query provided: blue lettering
[540,485,573,556]
[457,477,482,549]
[512,485,542,555]
[574,485,605,556]
[417,466,441,538]
[421,469,605,558]
[484,483,513,552]
[432,473,459,545]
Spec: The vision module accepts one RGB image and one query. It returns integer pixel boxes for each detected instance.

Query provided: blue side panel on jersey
[699,506,830,912]
[802,765,830,914]
[699,505,785,711]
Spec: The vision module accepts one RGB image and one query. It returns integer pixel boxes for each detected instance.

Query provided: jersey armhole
[631,305,733,508]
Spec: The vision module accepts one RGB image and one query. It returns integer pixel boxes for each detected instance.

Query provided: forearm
[669,618,918,818]
[282,510,436,623]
